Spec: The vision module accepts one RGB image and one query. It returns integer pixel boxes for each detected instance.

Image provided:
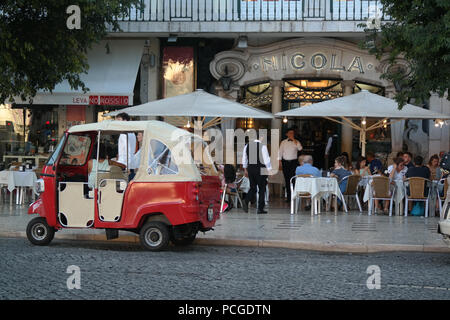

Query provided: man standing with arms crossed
[242,137,272,214]
[279,128,303,202]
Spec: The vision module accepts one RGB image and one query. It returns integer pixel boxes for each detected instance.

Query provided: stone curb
[2,231,450,253]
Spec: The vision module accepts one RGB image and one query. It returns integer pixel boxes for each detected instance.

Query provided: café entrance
[239,78,386,169]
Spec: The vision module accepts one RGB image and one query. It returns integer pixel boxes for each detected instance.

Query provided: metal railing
[118,0,391,22]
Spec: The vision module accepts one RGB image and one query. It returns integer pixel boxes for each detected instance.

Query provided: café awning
[276,90,450,156]
[13,40,144,106]
[107,89,274,129]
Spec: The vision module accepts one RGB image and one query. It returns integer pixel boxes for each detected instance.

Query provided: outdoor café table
[291,177,347,215]
[0,170,38,205]
[363,177,404,215]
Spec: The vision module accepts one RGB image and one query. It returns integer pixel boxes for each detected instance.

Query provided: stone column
[270,80,284,143]
[145,38,159,120]
[340,80,355,160]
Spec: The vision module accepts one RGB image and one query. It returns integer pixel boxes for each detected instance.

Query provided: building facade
[2,0,449,168]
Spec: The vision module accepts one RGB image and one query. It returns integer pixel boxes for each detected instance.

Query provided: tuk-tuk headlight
[207,204,214,222]
[34,179,45,194]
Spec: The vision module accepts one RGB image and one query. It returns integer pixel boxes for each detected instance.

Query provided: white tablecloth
[292,177,346,214]
[0,170,38,193]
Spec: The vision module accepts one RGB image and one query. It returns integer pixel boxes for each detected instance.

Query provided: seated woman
[353,156,370,177]
[330,156,352,186]
[388,157,407,181]
[87,145,122,189]
[330,156,352,207]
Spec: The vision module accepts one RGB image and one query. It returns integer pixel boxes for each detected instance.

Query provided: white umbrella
[107,89,274,129]
[276,90,450,156]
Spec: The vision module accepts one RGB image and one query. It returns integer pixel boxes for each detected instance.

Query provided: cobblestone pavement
[1,237,450,300]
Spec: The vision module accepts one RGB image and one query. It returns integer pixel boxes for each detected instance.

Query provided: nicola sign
[254,52,366,74]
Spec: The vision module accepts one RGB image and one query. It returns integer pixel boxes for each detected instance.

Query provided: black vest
[246,141,265,168]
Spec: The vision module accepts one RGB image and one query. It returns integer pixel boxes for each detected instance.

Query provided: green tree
[0,0,142,104]
[361,0,450,107]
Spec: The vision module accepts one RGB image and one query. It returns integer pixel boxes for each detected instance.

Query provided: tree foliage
[361,0,450,108]
[0,0,141,104]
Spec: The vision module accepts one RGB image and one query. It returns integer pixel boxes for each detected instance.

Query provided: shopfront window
[239,82,272,130]
[284,79,343,104]
[241,82,272,109]
[0,104,58,167]
[354,81,384,95]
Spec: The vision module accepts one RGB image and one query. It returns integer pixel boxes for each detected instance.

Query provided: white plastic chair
[437,177,450,219]
[290,174,315,215]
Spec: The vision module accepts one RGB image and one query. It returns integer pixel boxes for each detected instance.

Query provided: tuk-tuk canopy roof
[68,120,181,134]
[68,120,212,182]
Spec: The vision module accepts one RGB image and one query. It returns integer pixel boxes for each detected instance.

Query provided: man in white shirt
[278,128,302,202]
[116,113,137,180]
[242,138,272,214]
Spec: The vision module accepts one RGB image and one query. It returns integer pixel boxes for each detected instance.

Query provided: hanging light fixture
[283,117,288,123]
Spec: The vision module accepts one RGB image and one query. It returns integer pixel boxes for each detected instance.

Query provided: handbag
[410,202,424,216]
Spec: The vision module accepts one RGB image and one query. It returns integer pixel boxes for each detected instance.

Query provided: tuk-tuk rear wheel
[26,217,55,246]
[139,222,170,251]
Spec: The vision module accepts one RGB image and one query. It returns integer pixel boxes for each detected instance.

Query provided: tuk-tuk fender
[28,198,44,216]
[27,197,62,230]
[133,202,200,227]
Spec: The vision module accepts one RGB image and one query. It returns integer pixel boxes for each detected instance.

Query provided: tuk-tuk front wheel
[139,222,170,251]
[26,217,55,246]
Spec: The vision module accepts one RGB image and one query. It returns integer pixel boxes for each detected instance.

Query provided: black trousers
[282,159,298,199]
[245,166,268,211]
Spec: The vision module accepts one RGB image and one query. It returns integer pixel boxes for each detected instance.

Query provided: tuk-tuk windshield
[45,134,66,166]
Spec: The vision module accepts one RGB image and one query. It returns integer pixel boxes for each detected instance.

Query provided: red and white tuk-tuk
[26,120,222,251]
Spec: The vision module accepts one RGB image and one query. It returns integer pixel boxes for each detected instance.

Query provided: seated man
[405,155,431,197]
[366,151,383,175]
[295,155,321,177]
[406,155,431,179]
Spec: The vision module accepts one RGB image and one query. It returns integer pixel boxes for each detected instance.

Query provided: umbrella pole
[361,117,367,157]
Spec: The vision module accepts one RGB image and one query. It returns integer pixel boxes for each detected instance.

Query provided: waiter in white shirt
[278,128,303,202]
[242,138,272,214]
[116,113,137,180]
